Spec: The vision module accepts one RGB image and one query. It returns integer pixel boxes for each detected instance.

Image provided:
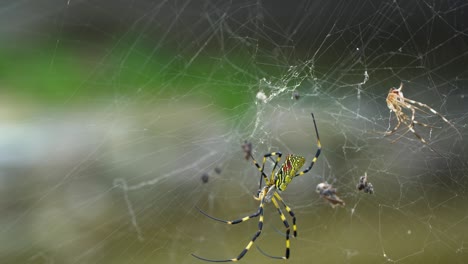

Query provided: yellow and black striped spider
[192,113,321,262]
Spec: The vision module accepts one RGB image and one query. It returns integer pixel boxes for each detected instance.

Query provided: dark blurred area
[1,0,466,105]
[3,0,467,98]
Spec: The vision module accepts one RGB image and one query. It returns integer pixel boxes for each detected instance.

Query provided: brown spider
[385,83,460,152]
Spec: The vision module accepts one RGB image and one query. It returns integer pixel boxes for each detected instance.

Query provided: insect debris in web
[316,182,345,208]
[200,167,222,184]
[356,172,374,194]
[241,140,253,160]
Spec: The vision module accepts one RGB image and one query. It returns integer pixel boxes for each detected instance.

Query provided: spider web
[1,0,468,263]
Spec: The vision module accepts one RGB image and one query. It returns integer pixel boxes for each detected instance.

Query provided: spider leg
[250,152,282,190]
[274,192,297,237]
[407,124,444,156]
[407,104,444,155]
[262,152,282,184]
[390,120,414,143]
[255,196,291,260]
[387,100,421,139]
[192,201,265,262]
[397,82,404,91]
[387,100,438,134]
[271,197,291,259]
[390,111,444,156]
[195,205,262,225]
[402,97,461,137]
[412,120,439,129]
[385,111,403,136]
[393,106,428,144]
[406,103,433,116]
[256,193,297,260]
[295,113,321,177]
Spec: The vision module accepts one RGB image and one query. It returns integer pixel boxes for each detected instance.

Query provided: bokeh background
[1,0,468,263]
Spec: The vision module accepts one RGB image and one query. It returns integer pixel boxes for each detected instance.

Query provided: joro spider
[192,113,321,262]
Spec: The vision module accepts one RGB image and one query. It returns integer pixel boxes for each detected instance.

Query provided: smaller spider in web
[356,172,374,194]
[316,182,345,208]
[385,83,460,152]
[192,113,322,262]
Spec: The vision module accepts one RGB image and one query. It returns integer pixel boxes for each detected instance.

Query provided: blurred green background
[1,1,467,263]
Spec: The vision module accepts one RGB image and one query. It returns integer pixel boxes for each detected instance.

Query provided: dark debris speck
[201,173,209,183]
[241,141,253,160]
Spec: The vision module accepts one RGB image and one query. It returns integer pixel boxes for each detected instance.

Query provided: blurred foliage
[0,40,256,110]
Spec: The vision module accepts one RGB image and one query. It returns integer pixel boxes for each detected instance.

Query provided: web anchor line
[114,151,217,240]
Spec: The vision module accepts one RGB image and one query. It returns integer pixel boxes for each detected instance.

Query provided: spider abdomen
[276,155,305,191]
